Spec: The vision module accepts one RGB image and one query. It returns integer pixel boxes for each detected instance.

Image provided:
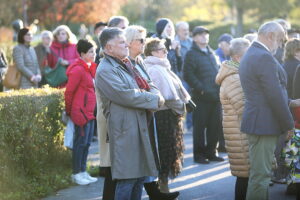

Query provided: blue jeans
[72,120,95,174]
[114,177,145,200]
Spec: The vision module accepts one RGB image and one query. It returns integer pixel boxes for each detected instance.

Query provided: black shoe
[218,146,227,153]
[144,181,180,200]
[207,156,224,162]
[194,156,210,164]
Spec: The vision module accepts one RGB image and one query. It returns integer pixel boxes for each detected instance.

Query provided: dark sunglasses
[135,38,145,44]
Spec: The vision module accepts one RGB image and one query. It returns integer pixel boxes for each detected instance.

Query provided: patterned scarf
[122,57,150,91]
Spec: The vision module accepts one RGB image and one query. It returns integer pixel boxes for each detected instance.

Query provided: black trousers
[192,100,222,159]
[102,167,116,200]
[235,177,248,200]
[297,183,300,200]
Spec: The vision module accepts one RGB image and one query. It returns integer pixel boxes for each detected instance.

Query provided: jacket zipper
[80,108,88,122]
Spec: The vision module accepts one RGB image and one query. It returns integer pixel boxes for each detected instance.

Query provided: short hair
[229,38,250,57]
[284,38,300,61]
[243,33,257,42]
[41,30,53,40]
[274,19,291,32]
[258,21,284,37]
[108,16,129,27]
[144,38,165,57]
[176,21,189,31]
[94,22,107,32]
[77,39,95,55]
[52,25,76,43]
[99,28,124,49]
[17,27,30,44]
[125,25,146,43]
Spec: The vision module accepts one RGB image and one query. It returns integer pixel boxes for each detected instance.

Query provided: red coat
[65,58,97,126]
[47,40,79,69]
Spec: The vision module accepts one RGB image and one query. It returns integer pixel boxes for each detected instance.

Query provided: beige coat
[13,44,40,89]
[215,60,249,178]
[96,89,111,167]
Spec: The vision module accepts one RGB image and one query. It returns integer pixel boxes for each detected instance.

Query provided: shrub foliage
[0,86,72,200]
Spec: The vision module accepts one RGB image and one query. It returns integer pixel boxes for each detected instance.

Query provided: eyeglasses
[154,47,167,52]
[135,38,145,44]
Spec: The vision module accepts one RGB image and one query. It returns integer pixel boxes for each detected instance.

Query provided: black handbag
[186,99,197,112]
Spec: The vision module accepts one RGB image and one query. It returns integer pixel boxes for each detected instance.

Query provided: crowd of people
[1,15,300,200]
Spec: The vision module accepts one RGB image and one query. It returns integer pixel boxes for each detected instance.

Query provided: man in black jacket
[184,26,224,164]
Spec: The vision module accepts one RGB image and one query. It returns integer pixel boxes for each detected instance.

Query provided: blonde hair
[284,38,300,61]
[52,25,77,44]
[161,21,175,40]
[125,25,146,43]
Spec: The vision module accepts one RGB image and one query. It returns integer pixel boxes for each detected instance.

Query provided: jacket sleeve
[256,54,294,132]
[226,75,245,117]
[13,46,34,79]
[64,67,82,115]
[95,66,160,110]
[183,52,204,92]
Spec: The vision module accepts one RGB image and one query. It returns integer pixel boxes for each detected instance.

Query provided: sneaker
[71,173,90,185]
[81,171,97,183]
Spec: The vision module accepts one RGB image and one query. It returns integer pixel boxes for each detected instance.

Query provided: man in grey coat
[239,21,300,200]
[95,28,164,200]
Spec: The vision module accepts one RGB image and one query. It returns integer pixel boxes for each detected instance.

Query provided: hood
[215,60,239,85]
[66,58,97,78]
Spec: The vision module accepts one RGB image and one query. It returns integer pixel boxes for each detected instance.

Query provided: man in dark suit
[239,21,299,200]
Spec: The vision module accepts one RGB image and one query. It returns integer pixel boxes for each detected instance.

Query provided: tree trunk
[236,6,244,36]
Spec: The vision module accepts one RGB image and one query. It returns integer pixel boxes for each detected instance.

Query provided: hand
[286,129,295,141]
[158,95,165,108]
[61,59,69,66]
[171,40,180,50]
[289,99,300,108]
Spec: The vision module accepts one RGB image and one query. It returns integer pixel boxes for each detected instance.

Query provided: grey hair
[230,38,250,57]
[125,25,146,43]
[258,21,284,37]
[99,27,123,48]
[108,16,129,27]
[274,19,291,31]
[176,21,189,31]
[243,33,257,43]
[41,30,53,40]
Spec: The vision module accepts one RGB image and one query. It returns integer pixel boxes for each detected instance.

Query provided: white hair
[230,38,250,57]
[161,21,175,40]
[258,21,284,37]
[176,21,189,31]
[41,30,53,40]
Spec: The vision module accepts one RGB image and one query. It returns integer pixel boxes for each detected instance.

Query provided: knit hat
[192,26,209,36]
[156,18,170,36]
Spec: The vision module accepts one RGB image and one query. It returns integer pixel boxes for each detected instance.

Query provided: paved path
[44,134,295,200]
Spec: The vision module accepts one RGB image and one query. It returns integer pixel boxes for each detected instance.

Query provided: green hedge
[0,86,72,200]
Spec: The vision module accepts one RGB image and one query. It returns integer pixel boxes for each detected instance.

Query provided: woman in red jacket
[47,25,79,87]
[65,39,97,185]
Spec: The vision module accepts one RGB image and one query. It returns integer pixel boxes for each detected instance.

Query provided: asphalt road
[44,133,295,200]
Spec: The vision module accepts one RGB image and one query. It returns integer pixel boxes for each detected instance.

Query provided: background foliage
[0,87,72,200]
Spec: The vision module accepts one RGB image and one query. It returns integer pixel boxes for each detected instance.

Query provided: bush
[0,86,72,200]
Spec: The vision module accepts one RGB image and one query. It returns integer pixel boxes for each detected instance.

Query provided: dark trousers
[192,100,221,159]
[235,177,248,200]
[72,120,95,174]
[102,167,117,200]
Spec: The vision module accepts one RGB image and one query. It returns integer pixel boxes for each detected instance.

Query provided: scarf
[144,56,190,103]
